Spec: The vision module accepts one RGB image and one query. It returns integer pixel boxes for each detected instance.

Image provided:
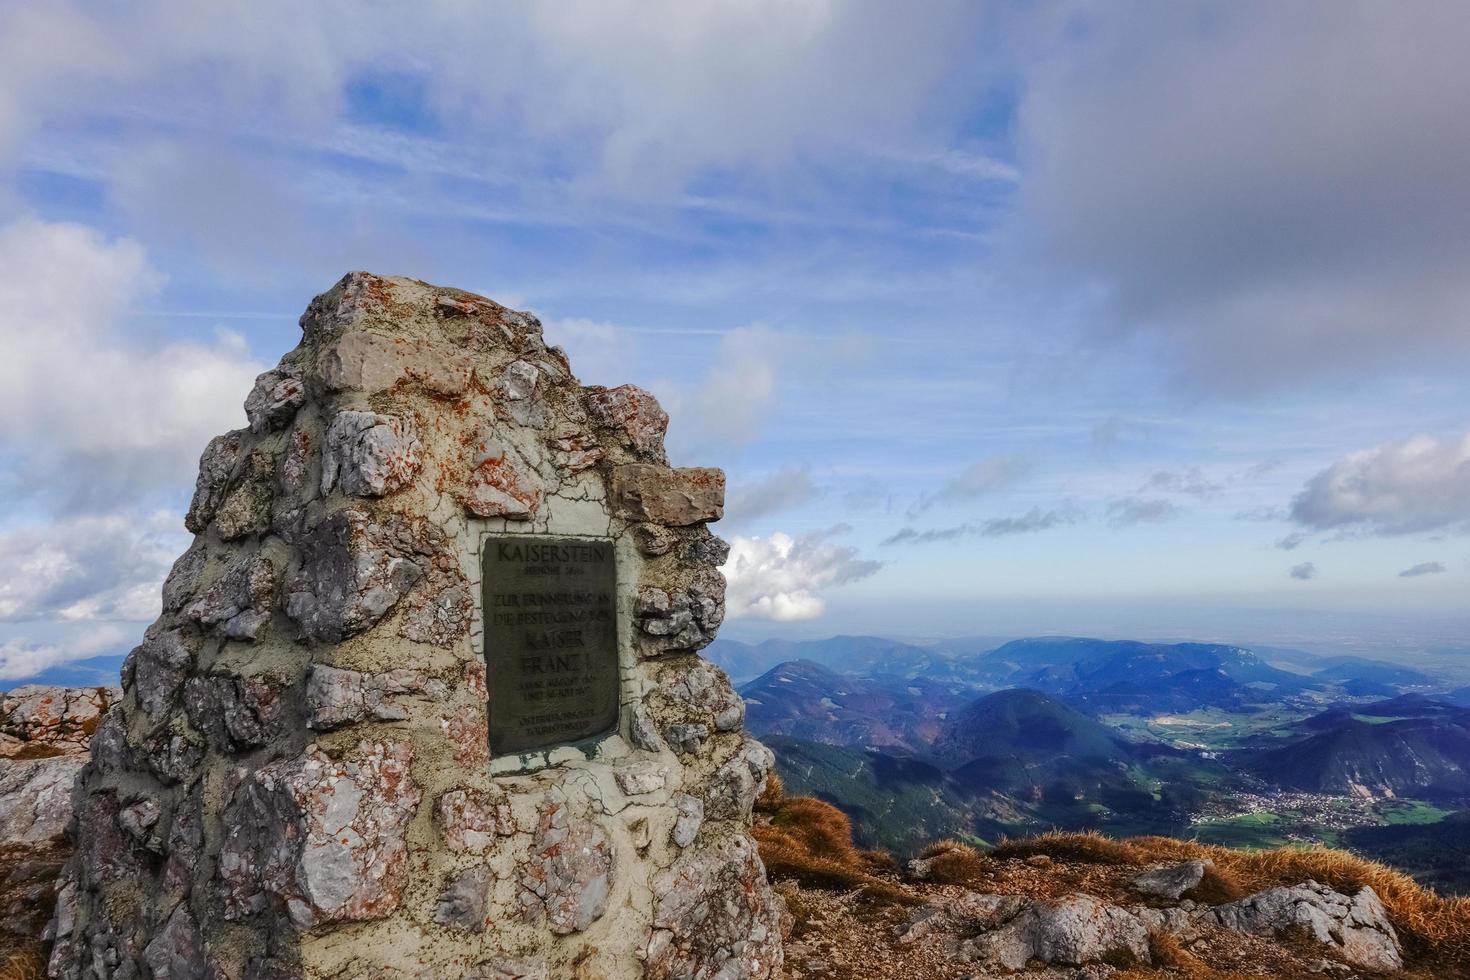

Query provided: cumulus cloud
[1290,562,1318,581]
[1290,432,1470,535]
[726,467,817,524]
[1106,497,1178,528]
[0,217,261,509]
[1399,562,1446,579]
[882,505,1080,545]
[1017,2,1470,389]
[0,625,132,682]
[0,511,183,623]
[721,525,880,622]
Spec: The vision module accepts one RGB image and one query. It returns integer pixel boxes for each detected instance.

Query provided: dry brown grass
[1147,930,1210,976]
[0,943,48,980]
[990,830,1470,961]
[916,839,989,886]
[754,772,784,813]
[752,782,917,904]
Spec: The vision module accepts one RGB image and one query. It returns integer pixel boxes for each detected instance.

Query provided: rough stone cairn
[51,273,785,979]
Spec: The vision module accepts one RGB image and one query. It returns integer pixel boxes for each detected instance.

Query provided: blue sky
[2,1,1469,680]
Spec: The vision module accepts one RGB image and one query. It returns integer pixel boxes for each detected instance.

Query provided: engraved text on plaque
[482,536,620,756]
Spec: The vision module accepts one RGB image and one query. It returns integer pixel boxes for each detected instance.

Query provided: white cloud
[1017,2,1470,389]
[1290,432,1470,535]
[0,624,132,682]
[0,511,183,623]
[0,217,261,509]
[721,526,880,622]
[0,2,981,196]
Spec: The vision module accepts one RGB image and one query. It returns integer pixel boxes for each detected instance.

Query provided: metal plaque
[482,536,620,757]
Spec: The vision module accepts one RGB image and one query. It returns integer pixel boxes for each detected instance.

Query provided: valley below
[710,634,1470,896]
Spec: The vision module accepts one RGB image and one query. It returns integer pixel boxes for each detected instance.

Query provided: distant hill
[762,735,975,855]
[740,660,970,753]
[705,635,966,684]
[974,637,1311,712]
[931,688,1219,829]
[1310,657,1439,690]
[1249,712,1470,797]
[932,688,1128,770]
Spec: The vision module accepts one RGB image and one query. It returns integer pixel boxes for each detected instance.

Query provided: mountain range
[718,633,1470,883]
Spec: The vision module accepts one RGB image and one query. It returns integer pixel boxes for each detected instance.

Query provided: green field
[1191,799,1455,850]
[1101,705,1313,751]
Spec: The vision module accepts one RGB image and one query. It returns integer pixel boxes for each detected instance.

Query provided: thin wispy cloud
[883,505,1080,546]
[1398,561,1446,578]
[912,454,1034,514]
[726,467,818,525]
[1106,497,1179,528]
[1141,467,1222,497]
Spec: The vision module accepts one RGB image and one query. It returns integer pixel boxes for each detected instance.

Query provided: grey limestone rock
[141,904,210,979]
[213,449,276,540]
[285,509,426,643]
[132,630,197,717]
[245,366,307,434]
[660,658,744,731]
[583,384,669,461]
[958,894,1150,971]
[664,723,709,755]
[434,867,491,932]
[217,740,421,929]
[704,737,775,821]
[1207,881,1402,972]
[305,665,443,729]
[645,835,784,980]
[183,672,287,751]
[187,553,275,641]
[0,755,86,844]
[321,410,422,498]
[1131,859,1209,900]
[518,797,614,935]
[186,431,245,534]
[670,793,704,848]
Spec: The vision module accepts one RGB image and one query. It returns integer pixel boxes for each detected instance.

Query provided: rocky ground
[756,780,1470,980]
[776,866,1426,980]
[0,686,116,974]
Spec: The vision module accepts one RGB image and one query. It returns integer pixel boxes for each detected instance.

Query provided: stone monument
[50,274,785,979]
